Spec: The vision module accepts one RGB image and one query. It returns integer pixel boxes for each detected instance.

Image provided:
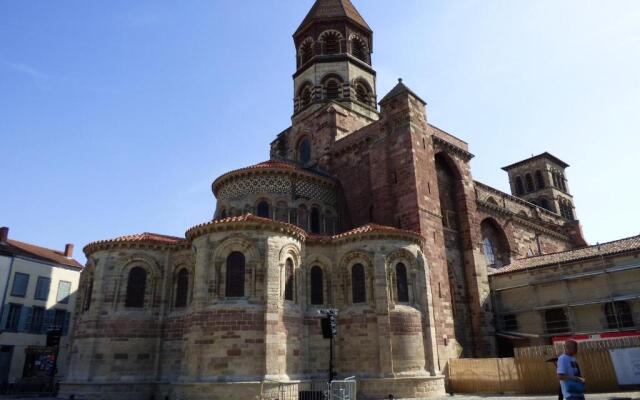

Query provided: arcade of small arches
[217,199,338,235]
[78,248,423,314]
[514,169,568,196]
[295,76,374,112]
[297,31,370,67]
[79,261,194,313]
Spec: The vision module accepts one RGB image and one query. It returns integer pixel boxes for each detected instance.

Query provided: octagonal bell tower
[292,0,378,121]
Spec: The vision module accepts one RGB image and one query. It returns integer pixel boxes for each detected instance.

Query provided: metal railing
[260,377,356,400]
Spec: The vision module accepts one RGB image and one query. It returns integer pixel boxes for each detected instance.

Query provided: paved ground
[1,393,639,400]
[434,394,640,400]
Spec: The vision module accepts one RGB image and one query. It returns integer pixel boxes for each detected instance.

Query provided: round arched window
[298,138,311,165]
[256,201,270,219]
[355,82,369,104]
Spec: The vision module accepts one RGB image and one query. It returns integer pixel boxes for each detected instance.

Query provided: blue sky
[1,1,639,263]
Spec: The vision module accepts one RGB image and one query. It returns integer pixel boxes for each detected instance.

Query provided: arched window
[310,207,321,234]
[325,79,340,99]
[483,238,496,267]
[219,208,227,219]
[257,201,270,219]
[351,37,368,62]
[284,258,294,301]
[515,177,525,195]
[321,31,341,54]
[559,174,567,191]
[552,172,560,188]
[300,84,313,109]
[525,174,535,192]
[355,81,369,105]
[351,263,366,304]
[225,252,245,298]
[125,267,147,308]
[82,277,93,312]
[275,201,288,223]
[298,205,309,231]
[298,138,311,164]
[310,266,324,305]
[545,308,570,334]
[481,219,511,268]
[559,201,574,220]
[299,40,314,65]
[535,170,545,190]
[325,211,337,235]
[395,263,409,303]
[605,301,634,329]
[174,268,189,308]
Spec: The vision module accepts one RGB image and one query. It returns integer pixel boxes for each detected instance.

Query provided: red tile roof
[105,232,185,245]
[2,239,83,269]
[83,232,186,253]
[231,160,300,172]
[86,218,424,255]
[332,223,422,240]
[491,234,640,276]
[186,214,306,241]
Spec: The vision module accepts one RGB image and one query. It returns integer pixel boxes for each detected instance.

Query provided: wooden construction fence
[449,337,640,394]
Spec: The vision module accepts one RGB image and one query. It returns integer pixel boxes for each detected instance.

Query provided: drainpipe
[0,255,16,332]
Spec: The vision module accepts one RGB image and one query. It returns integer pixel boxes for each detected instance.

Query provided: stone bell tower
[292,0,378,121]
[503,152,577,220]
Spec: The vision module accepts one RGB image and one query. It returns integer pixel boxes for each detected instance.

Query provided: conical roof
[296,0,371,34]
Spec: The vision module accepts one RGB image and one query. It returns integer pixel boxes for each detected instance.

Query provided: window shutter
[62,312,70,335]
[43,309,55,331]
[0,305,7,329]
[18,306,31,332]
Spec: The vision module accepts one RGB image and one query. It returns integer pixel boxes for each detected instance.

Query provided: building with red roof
[0,227,82,385]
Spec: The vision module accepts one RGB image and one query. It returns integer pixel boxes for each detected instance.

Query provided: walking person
[557,340,586,400]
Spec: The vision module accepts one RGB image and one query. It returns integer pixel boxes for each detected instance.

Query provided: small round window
[298,138,311,165]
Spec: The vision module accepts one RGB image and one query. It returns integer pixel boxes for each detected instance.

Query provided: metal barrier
[329,377,356,400]
[260,378,356,400]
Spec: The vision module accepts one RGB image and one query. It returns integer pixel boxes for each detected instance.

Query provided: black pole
[329,335,334,383]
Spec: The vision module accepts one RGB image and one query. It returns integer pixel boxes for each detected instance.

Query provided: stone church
[61,1,587,399]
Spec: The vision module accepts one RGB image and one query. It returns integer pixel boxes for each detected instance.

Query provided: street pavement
[434,393,640,400]
[1,393,639,400]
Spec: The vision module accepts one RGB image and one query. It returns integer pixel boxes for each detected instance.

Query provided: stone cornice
[432,136,474,161]
[476,200,569,241]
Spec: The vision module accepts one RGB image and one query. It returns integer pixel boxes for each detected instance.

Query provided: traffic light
[329,314,337,338]
[321,317,332,339]
[321,314,338,339]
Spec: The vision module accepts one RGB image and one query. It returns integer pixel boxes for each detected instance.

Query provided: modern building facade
[0,227,82,385]
[61,1,592,399]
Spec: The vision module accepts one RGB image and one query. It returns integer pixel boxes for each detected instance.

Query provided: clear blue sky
[2,1,639,263]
